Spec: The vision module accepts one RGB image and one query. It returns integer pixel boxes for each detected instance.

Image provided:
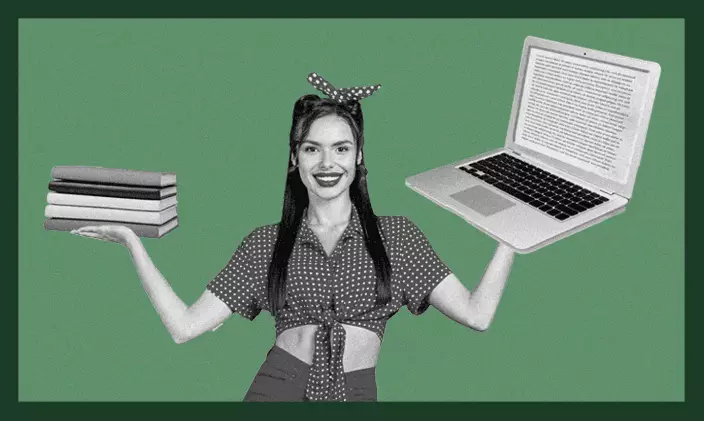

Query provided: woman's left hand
[495,242,516,257]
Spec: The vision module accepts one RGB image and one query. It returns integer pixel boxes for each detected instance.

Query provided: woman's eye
[304,146,318,153]
[337,146,350,153]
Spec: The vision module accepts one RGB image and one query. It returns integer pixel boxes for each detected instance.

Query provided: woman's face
[293,114,361,203]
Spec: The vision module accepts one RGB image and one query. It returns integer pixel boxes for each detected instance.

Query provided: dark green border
[7,2,699,419]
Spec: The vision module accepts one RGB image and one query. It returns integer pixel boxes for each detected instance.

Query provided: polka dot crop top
[206,207,452,401]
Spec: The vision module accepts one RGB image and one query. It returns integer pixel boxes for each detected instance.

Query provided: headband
[306,72,381,104]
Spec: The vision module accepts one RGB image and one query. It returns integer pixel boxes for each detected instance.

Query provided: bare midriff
[275,324,381,372]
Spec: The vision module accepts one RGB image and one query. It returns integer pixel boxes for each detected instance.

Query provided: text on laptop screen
[514,47,651,184]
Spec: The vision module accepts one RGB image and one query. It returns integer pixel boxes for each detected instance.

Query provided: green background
[18,19,683,401]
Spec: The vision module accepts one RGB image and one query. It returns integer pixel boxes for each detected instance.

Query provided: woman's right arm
[126,235,233,344]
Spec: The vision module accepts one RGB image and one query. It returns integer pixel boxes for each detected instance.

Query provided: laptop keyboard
[457,153,609,222]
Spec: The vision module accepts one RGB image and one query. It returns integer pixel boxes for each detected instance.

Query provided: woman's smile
[313,172,344,187]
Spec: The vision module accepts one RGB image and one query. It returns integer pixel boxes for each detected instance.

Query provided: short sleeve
[397,217,453,315]
[206,230,266,320]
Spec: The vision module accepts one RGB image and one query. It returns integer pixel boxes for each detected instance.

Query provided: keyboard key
[539,204,552,212]
[528,199,543,207]
[494,182,509,191]
[547,208,561,216]
[567,202,587,213]
[514,191,533,203]
[555,213,570,221]
[556,205,578,216]
[577,200,595,209]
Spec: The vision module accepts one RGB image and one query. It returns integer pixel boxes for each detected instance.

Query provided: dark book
[48,180,177,200]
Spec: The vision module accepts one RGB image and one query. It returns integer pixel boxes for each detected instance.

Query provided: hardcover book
[48,180,177,200]
[44,217,179,238]
[51,166,176,187]
[45,204,177,225]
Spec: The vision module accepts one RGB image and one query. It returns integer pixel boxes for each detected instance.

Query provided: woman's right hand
[71,225,139,248]
[71,224,233,344]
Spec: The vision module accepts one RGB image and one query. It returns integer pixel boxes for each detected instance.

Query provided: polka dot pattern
[206,208,452,401]
[307,72,382,104]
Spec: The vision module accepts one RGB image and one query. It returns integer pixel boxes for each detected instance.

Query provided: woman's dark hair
[267,94,392,317]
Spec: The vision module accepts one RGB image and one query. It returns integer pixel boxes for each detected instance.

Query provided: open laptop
[405,36,661,254]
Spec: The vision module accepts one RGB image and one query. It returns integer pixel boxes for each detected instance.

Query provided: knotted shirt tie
[304,308,347,401]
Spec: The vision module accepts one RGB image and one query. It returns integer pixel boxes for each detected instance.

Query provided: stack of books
[44,166,179,238]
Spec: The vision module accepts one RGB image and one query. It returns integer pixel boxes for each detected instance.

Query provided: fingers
[70,225,132,245]
[72,226,100,234]
[71,226,107,239]
[72,231,110,241]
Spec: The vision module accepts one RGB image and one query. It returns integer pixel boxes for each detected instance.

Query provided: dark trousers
[243,345,377,402]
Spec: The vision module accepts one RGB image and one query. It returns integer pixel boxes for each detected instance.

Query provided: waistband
[268,345,377,378]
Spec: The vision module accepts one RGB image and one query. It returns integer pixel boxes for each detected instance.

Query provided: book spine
[44,217,179,238]
[44,218,162,238]
[45,205,175,225]
[46,192,175,211]
[51,166,176,187]
[48,182,165,200]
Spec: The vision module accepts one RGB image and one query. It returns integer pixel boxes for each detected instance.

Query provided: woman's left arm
[428,242,516,332]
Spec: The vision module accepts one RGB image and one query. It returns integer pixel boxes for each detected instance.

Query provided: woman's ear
[357,150,363,166]
[290,151,297,167]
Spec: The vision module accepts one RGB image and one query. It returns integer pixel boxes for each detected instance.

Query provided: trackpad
[450,185,515,216]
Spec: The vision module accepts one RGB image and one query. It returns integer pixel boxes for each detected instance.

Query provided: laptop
[405,36,661,254]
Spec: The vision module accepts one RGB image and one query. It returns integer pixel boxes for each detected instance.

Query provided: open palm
[71,225,138,247]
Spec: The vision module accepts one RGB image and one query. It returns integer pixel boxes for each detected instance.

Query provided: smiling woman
[72,72,516,402]
[296,115,360,200]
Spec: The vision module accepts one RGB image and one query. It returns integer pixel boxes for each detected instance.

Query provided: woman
[72,72,516,402]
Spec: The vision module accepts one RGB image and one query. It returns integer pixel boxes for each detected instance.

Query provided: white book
[45,204,177,225]
[46,192,177,211]
[51,166,176,187]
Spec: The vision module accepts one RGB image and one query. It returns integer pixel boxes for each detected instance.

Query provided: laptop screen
[513,46,652,185]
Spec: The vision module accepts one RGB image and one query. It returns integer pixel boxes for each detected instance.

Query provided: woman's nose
[320,150,334,168]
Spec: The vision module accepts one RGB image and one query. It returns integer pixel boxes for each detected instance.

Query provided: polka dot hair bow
[307,72,382,104]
